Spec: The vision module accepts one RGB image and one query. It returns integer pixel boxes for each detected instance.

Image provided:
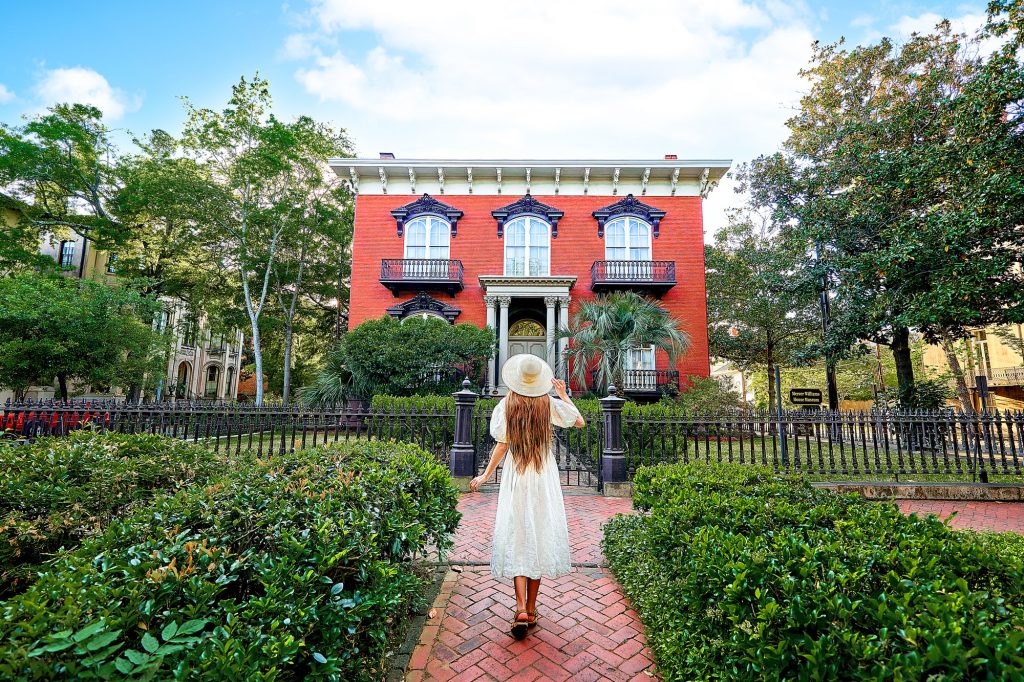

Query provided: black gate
[471,408,602,488]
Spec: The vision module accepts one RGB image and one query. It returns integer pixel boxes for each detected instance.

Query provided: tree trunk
[249,316,264,406]
[282,323,293,406]
[766,360,775,412]
[126,384,141,403]
[890,326,915,405]
[940,334,974,413]
[57,374,68,401]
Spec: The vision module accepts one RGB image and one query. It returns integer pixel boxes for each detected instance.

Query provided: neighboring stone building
[924,326,1024,410]
[334,156,729,397]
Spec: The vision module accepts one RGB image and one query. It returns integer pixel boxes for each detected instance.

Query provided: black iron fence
[623,408,1024,481]
[2,399,455,463]
[6,395,1024,485]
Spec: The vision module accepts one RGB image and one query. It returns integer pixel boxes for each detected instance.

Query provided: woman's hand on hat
[552,379,569,400]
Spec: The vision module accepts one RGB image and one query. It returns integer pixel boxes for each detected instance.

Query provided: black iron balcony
[590,369,680,397]
[591,260,676,296]
[380,258,464,296]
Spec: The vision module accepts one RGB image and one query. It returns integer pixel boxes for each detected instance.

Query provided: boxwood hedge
[0,431,223,597]
[0,440,461,681]
[604,463,1024,680]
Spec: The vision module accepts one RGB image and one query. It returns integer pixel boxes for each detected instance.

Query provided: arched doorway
[204,365,221,399]
[175,362,190,399]
[507,319,547,361]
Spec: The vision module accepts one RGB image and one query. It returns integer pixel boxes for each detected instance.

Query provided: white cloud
[890,10,987,40]
[0,84,14,104]
[287,1,820,235]
[32,67,141,120]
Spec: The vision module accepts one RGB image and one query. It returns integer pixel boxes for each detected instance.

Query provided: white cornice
[330,158,732,197]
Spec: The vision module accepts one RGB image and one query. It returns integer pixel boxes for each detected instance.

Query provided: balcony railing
[380,258,464,296]
[968,366,1024,388]
[591,260,676,296]
[590,369,680,396]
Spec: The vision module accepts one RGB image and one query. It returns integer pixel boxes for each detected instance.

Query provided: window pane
[529,246,549,275]
[529,219,548,245]
[406,246,426,259]
[406,218,427,249]
[429,245,450,259]
[506,247,526,275]
[507,220,526,245]
[629,220,650,247]
[428,218,450,248]
[607,221,626,248]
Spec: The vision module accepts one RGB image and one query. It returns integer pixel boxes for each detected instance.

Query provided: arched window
[605,217,652,261]
[504,216,550,276]
[404,216,450,260]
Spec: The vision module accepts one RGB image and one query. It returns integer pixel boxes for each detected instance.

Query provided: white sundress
[489,395,582,579]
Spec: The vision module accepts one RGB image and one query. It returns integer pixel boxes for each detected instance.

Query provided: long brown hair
[505,391,551,474]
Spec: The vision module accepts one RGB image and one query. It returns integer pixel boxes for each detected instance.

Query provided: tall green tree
[745,17,1024,408]
[558,291,690,395]
[705,208,820,411]
[181,76,353,405]
[0,104,125,246]
[0,273,167,399]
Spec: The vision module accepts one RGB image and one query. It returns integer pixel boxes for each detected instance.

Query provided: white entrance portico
[480,276,575,394]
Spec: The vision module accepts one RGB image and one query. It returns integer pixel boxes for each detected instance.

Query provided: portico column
[484,296,497,391]
[497,296,511,388]
[558,296,571,382]
[544,296,557,370]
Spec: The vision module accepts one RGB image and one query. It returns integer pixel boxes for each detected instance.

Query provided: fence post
[449,379,479,489]
[600,385,628,496]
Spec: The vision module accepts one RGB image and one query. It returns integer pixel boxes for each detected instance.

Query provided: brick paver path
[898,500,1024,533]
[407,492,658,681]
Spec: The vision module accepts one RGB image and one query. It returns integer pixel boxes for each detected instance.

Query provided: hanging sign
[789,388,823,405]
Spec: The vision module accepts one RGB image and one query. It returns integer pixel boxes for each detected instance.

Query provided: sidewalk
[898,500,1024,532]
[406,493,659,682]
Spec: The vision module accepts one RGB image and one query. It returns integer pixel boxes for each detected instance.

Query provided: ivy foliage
[604,464,1024,680]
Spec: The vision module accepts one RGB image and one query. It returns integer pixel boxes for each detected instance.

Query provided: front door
[507,319,547,361]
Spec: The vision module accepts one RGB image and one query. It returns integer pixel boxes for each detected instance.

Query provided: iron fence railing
[591,260,676,283]
[589,369,680,394]
[379,258,464,282]
[623,409,1024,481]
[2,400,455,463]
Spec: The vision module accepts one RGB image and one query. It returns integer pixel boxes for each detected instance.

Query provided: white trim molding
[331,158,732,197]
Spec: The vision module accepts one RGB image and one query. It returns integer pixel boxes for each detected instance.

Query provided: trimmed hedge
[604,464,1024,680]
[0,440,461,681]
[0,431,223,597]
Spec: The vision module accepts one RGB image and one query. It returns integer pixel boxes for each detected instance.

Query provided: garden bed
[0,437,461,681]
[603,463,1024,680]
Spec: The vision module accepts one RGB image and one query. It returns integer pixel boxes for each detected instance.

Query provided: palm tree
[556,291,690,395]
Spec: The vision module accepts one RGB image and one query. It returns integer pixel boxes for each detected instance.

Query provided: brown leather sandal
[510,610,530,640]
[526,610,538,628]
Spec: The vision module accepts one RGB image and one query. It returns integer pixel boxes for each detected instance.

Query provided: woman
[470,354,586,640]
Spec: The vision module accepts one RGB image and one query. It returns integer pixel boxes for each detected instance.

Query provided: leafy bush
[0,439,460,681]
[309,316,494,400]
[605,463,1024,680]
[0,431,222,597]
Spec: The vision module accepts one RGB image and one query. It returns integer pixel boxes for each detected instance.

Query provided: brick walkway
[407,492,658,681]
[898,500,1024,533]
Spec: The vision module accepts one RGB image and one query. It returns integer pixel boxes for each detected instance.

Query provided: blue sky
[0,0,990,231]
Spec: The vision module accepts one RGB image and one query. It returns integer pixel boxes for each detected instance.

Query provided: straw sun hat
[501,354,555,398]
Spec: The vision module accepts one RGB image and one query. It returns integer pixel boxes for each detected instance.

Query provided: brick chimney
[664,154,678,160]
[379,152,395,159]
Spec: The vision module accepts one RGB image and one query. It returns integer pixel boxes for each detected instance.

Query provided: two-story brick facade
[332,157,730,396]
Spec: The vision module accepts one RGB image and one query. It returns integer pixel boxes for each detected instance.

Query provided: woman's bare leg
[526,578,541,613]
[513,576,529,613]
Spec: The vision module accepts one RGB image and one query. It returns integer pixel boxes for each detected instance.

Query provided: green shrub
[604,463,1024,681]
[0,431,222,597]
[0,440,461,681]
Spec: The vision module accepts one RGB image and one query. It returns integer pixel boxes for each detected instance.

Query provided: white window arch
[404,216,451,260]
[504,216,550,276]
[605,217,652,261]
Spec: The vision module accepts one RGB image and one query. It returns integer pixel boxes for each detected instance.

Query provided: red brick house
[331,157,730,397]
